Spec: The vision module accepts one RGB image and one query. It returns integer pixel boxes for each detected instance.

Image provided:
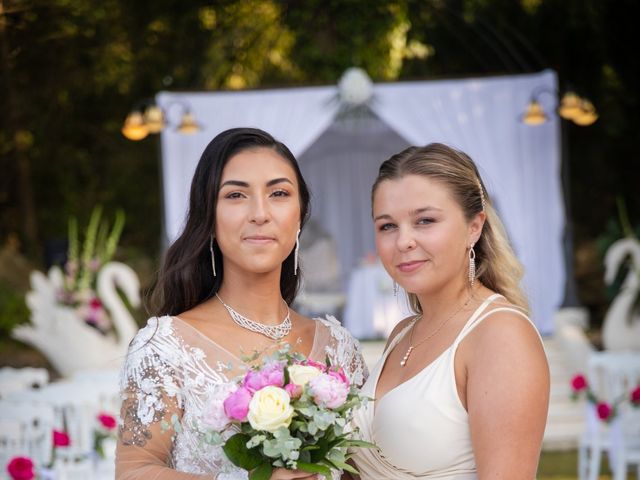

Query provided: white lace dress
[115,315,367,480]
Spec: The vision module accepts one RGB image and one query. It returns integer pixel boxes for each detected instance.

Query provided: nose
[396,226,416,251]
[249,195,270,225]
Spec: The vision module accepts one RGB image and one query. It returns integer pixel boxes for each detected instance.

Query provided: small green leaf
[297,461,332,479]
[327,458,359,474]
[342,439,377,449]
[222,433,263,470]
[249,462,273,480]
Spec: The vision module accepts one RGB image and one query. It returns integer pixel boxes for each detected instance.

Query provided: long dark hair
[151,128,311,315]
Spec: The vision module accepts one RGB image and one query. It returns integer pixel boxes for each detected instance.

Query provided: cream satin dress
[351,294,541,479]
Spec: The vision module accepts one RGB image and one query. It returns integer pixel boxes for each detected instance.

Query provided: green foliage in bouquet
[217,345,375,480]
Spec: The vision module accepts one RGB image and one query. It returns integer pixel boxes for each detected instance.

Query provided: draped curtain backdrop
[158,69,563,334]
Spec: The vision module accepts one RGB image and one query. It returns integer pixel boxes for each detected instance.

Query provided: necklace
[216,293,292,340]
[400,295,473,367]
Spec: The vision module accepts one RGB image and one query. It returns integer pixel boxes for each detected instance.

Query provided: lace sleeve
[319,316,369,388]
[115,317,211,480]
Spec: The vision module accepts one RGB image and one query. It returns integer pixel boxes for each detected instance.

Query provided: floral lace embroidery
[119,315,368,478]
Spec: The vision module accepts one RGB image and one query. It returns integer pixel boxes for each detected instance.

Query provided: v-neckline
[171,315,321,364]
[371,294,501,416]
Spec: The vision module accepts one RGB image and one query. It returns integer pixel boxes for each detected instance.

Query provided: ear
[468,211,486,246]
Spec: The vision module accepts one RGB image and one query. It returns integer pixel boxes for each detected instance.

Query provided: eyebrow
[220,177,294,188]
[373,206,442,222]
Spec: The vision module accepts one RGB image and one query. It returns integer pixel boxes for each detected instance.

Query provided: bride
[115,128,367,480]
[349,143,549,479]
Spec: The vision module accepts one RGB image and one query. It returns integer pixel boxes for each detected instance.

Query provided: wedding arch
[157,69,563,335]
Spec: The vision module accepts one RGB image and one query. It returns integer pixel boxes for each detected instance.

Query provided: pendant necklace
[216,293,292,340]
[400,295,473,367]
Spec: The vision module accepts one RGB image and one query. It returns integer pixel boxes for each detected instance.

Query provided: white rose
[288,364,322,387]
[247,386,294,432]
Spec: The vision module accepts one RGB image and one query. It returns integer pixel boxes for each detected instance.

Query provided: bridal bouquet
[201,345,373,480]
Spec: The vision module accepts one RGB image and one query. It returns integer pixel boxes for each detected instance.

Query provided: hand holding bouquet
[203,345,374,480]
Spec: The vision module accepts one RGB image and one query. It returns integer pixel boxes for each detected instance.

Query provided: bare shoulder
[461,301,547,368]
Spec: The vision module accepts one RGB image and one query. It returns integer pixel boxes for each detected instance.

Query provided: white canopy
[157,69,564,334]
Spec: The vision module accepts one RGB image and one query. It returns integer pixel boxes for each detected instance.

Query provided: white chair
[0,367,49,399]
[0,400,55,474]
[6,380,105,457]
[578,351,640,480]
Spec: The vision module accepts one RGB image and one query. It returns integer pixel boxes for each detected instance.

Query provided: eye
[377,222,397,232]
[417,217,435,225]
[224,191,246,199]
[271,189,291,198]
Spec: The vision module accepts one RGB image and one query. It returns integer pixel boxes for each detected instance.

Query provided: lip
[243,235,276,244]
[396,260,426,273]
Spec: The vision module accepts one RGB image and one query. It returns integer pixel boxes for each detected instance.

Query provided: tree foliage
[1,0,637,285]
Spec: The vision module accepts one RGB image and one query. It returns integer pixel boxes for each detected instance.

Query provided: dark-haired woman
[115,128,367,480]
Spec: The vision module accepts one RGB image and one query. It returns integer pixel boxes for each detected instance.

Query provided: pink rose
[571,374,588,392]
[596,402,612,421]
[97,413,117,430]
[285,383,302,398]
[243,362,285,393]
[299,359,327,373]
[53,429,71,447]
[202,384,236,430]
[327,367,350,387]
[308,373,349,409]
[223,387,253,421]
[630,385,640,405]
[6,456,35,480]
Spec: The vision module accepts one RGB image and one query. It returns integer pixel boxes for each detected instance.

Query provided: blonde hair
[371,143,529,313]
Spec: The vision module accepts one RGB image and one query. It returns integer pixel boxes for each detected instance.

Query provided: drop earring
[468,244,476,287]
[294,229,300,275]
[393,281,399,297]
[209,234,216,277]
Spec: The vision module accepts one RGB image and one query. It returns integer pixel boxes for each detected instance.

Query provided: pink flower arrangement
[6,456,35,480]
[98,412,117,430]
[570,374,588,392]
[596,402,613,422]
[570,373,640,423]
[53,429,71,447]
[195,345,374,479]
[631,385,640,406]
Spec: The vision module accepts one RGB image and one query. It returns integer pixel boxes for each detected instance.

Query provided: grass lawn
[537,449,636,479]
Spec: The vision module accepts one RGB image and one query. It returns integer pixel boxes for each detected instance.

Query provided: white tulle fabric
[115,315,367,480]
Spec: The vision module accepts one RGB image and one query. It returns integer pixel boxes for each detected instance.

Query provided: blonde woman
[349,144,549,479]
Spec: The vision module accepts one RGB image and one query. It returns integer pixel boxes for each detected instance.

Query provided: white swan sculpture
[601,237,640,351]
[13,262,141,377]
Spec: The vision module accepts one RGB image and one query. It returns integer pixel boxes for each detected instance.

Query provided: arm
[462,311,549,480]
[115,319,211,480]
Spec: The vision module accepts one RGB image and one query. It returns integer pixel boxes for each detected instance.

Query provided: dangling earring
[294,229,300,275]
[468,244,476,287]
[393,281,399,297]
[209,234,216,277]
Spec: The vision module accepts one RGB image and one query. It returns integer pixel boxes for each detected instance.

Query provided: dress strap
[458,293,503,332]
[455,305,542,346]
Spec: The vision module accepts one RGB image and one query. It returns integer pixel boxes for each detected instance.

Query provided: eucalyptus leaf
[297,461,332,480]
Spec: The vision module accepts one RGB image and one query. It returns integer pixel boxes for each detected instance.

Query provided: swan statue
[601,237,640,351]
[13,262,141,377]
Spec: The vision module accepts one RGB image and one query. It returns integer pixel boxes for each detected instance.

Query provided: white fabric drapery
[158,69,563,335]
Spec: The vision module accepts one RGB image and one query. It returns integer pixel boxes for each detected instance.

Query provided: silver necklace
[400,295,472,367]
[216,293,292,340]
